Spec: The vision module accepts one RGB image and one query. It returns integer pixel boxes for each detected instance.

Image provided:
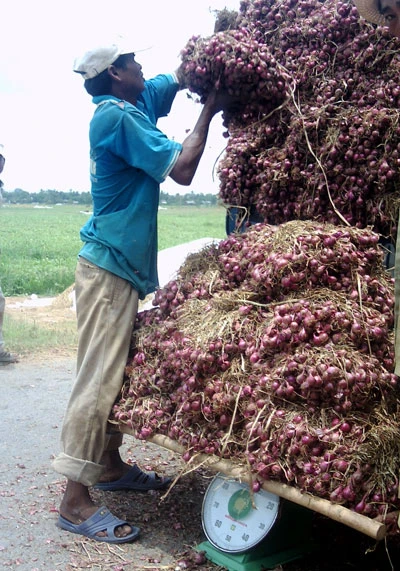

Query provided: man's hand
[175,67,187,90]
[203,89,244,115]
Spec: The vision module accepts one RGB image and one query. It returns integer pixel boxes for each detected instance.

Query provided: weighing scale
[197,473,317,571]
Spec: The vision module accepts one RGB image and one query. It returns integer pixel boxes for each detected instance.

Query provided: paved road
[0,358,207,571]
[0,358,79,569]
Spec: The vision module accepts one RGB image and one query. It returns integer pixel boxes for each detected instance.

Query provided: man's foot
[57,506,140,544]
[59,480,137,542]
[0,350,18,365]
[97,450,171,491]
[94,464,171,491]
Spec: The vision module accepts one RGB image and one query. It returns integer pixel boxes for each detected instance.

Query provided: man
[0,145,18,365]
[354,0,400,35]
[52,37,230,544]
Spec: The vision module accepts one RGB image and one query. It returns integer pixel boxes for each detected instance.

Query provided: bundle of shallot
[178,29,289,123]
[111,221,399,530]
[179,0,400,239]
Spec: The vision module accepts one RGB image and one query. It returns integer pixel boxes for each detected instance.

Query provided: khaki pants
[52,257,138,486]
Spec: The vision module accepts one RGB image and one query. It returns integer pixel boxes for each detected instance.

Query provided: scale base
[197,540,314,571]
[197,500,317,571]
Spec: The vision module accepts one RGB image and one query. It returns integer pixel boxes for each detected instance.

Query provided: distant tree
[3,188,218,206]
[159,190,218,206]
[3,188,32,204]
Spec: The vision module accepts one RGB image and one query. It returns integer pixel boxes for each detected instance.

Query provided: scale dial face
[201,474,280,553]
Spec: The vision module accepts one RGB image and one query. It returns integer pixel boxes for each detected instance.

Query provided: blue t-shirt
[79,73,182,299]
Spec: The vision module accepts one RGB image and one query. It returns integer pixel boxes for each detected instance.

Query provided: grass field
[0,203,228,297]
[1,203,228,355]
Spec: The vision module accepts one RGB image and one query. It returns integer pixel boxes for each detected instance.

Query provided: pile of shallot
[179,29,289,122]
[178,0,400,239]
[112,221,400,532]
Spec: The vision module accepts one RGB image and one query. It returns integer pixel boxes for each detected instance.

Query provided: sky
[0,0,241,195]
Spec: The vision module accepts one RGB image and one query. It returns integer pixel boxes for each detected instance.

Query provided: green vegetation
[4,312,78,357]
[0,203,227,296]
[158,204,227,248]
[0,205,84,296]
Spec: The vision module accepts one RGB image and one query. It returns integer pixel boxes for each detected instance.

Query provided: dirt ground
[2,293,400,571]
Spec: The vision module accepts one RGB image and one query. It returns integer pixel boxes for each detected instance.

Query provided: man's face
[115,53,145,100]
[380,0,400,38]
[0,155,5,175]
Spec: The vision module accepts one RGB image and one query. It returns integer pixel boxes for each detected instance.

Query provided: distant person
[354,0,400,36]
[52,36,233,544]
[0,145,18,366]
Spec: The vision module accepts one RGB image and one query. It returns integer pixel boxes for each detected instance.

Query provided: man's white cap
[353,0,386,26]
[73,35,136,80]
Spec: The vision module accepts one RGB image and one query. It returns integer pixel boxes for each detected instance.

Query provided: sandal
[94,464,171,492]
[57,506,140,544]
